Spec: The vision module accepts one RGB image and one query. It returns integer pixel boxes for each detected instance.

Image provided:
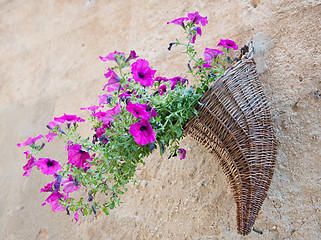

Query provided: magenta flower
[217,39,238,50]
[98,94,113,106]
[129,119,156,145]
[125,50,139,62]
[40,182,54,193]
[47,120,60,129]
[178,148,186,160]
[45,131,58,142]
[35,158,61,175]
[67,143,92,168]
[158,84,167,96]
[17,134,44,147]
[155,76,168,83]
[202,63,213,68]
[204,48,224,63]
[61,175,81,194]
[42,192,65,212]
[80,105,100,113]
[99,51,125,62]
[191,27,202,44]
[54,114,85,125]
[93,103,121,125]
[187,12,208,26]
[119,90,133,99]
[167,17,189,28]
[131,59,156,87]
[74,211,79,222]
[103,69,121,92]
[22,150,36,177]
[168,77,188,90]
[126,101,150,119]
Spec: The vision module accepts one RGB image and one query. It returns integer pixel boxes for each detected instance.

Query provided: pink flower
[158,84,167,96]
[126,101,150,119]
[178,148,186,160]
[202,63,213,68]
[155,76,168,83]
[22,150,36,177]
[217,39,238,50]
[119,90,133,99]
[204,48,224,63]
[80,105,100,113]
[74,211,79,222]
[168,77,188,90]
[93,103,121,125]
[42,192,65,212]
[129,119,156,145]
[167,17,189,28]
[45,131,58,142]
[67,143,92,168]
[191,27,202,44]
[131,59,156,87]
[125,50,139,62]
[99,51,125,62]
[47,120,60,129]
[187,12,208,26]
[17,134,44,147]
[40,182,54,193]
[61,175,81,194]
[98,94,113,106]
[35,158,61,175]
[103,69,121,92]
[54,114,85,125]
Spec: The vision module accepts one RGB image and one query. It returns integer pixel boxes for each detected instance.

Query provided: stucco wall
[1,0,320,239]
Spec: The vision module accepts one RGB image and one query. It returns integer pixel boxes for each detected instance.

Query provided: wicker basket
[184,42,276,236]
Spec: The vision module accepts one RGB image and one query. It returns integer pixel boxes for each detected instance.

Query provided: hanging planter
[17,12,276,236]
[184,43,277,235]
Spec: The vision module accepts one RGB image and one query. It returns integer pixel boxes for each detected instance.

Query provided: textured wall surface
[1,0,320,239]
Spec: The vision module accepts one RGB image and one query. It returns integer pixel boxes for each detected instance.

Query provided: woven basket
[184,42,276,236]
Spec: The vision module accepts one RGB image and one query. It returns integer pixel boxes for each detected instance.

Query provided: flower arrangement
[17,12,240,221]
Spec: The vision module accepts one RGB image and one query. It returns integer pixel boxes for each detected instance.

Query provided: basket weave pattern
[184,50,277,235]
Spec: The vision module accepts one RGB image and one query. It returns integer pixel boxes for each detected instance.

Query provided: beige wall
[1,0,320,239]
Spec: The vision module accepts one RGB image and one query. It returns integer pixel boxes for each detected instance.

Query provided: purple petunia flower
[40,182,54,193]
[178,148,186,160]
[125,50,139,62]
[17,134,44,147]
[129,119,156,145]
[98,94,113,106]
[42,191,65,212]
[80,105,101,113]
[126,101,150,119]
[67,143,93,168]
[35,158,61,175]
[131,59,156,87]
[155,76,168,83]
[191,27,202,44]
[45,131,58,142]
[158,84,167,96]
[61,175,81,194]
[47,120,60,129]
[168,77,188,90]
[202,63,213,68]
[22,150,36,177]
[204,48,225,63]
[93,103,121,125]
[103,68,121,92]
[54,114,85,125]
[217,39,238,50]
[74,211,79,222]
[167,17,189,28]
[119,90,133,99]
[99,51,125,62]
[187,12,208,26]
